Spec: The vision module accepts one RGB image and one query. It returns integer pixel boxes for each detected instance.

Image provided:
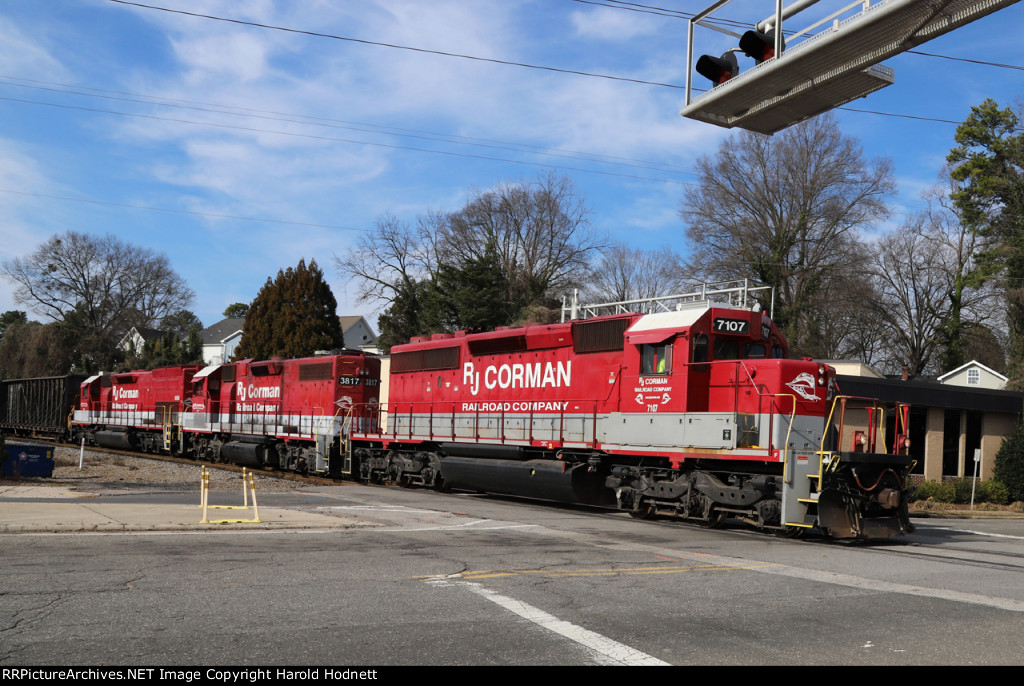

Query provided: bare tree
[435,172,603,310]
[582,243,687,304]
[867,180,999,375]
[2,231,194,371]
[810,252,890,364]
[334,213,436,310]
[680,114,894,356]
[868,221,958,375]
[336,173,603,341]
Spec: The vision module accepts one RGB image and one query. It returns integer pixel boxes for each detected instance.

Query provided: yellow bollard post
[248,471,261,523]
[200,470,210,523]
[198,465,208,508]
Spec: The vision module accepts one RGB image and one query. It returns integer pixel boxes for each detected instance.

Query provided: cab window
[713,338,740,360]
[744,342,767,359]
[641,343,673,374]
[692,334,708,363]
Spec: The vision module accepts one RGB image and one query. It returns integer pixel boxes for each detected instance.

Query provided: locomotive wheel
[700,509,727,528]
[386,465,401,485]
[629,504,656,520]
[773,526,805,539]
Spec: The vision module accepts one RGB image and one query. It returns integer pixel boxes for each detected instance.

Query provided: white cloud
[171,33,271,84]
[570,7,659,41]
[0,17,68,79]
[0,0,737,325]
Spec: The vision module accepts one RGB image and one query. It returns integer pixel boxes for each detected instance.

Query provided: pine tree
[376,279,431,353]
[235,259,344,360]
[427,240,512,332]
[947,100,1024,383]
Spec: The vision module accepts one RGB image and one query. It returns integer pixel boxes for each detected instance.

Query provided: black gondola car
[0,375,86,440]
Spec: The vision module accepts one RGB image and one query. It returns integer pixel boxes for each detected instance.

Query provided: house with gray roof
[339,315,378,352]
[200,317,245,365]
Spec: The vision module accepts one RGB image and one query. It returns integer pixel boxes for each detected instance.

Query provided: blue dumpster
[1,442,55,478]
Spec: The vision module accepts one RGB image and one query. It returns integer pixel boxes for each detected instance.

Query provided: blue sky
[0,0,1021,332]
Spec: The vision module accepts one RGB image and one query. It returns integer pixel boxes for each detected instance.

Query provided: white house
[937,360,1008,390]
[117,327,168,355]
[339,315,378,352]
[200,317,245,365]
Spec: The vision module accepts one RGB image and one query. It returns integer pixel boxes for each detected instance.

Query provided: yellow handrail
[773,394,796,483]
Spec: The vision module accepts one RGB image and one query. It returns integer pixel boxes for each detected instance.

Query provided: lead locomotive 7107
[352,282,914,540]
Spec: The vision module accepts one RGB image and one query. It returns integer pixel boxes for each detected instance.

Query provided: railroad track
[8,435,338,487]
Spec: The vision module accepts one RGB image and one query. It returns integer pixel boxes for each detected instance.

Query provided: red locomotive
[72,352,380,476]
[181,353,379,473]
[352,283,914,539]
[73,366,198,453]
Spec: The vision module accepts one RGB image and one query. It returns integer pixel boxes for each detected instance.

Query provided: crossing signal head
[695,51,739,87]
[739,29,784,64]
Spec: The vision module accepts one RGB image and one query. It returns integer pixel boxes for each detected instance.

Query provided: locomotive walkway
[0,484,372,533]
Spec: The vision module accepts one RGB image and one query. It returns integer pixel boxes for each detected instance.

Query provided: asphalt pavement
[0,483,371,533]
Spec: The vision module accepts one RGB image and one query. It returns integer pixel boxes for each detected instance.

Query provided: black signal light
[739,29,784,64]
[695,51,739,87]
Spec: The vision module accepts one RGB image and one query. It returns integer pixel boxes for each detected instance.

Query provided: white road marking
[375,524,541,532]
[756,565,1024,612]
[428,577,669,666]
[315,505,441,514]
[595,541,1024,613]
[928,526,1024,541]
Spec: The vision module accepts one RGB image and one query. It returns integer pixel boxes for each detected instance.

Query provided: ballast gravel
[3,444,313,494]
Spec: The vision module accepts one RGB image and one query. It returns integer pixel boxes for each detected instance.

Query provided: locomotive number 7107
[712,318,749,334]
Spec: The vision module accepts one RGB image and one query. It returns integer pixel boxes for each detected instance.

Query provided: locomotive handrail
[772,394,797,484]
[735,360,790,456]
[821,395,843,466]
[819,394,907,473]
[361,398,603,449]
[876,406,886,454]
[340,406,353,470]
[561,279,775,322]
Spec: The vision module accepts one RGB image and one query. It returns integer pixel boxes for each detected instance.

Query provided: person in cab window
[641,343,672,375]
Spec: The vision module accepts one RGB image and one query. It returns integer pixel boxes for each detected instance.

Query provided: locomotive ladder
[311,406,351,475]
[778,395,862,531]
[161,406,173,452]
